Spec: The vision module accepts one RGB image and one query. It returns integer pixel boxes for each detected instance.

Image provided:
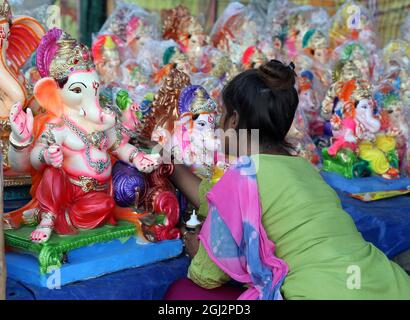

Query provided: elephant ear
[34,77,63,118]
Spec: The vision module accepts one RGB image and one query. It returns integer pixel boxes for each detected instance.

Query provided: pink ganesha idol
[5,28,161,243]
[0,0,45,168]
[0,0,45,119]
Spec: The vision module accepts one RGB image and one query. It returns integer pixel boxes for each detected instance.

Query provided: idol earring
[79,108,85,117]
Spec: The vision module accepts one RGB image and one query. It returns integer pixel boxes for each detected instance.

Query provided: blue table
[6,256,190,300]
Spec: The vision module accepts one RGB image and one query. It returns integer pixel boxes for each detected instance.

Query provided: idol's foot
[30,212,55,243]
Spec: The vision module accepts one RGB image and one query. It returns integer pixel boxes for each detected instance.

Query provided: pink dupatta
[199,156,289,300]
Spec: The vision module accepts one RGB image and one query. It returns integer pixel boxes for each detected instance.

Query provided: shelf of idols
[4,220,183,287]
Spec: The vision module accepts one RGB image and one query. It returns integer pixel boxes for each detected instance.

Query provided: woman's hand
[181,226,200,258]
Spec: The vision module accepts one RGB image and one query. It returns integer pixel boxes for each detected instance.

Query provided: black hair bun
[258,60,297,91]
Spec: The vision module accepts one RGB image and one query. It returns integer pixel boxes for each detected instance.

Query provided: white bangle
[9,134,33,150]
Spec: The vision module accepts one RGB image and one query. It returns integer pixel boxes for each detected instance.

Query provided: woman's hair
[221,59,299,151]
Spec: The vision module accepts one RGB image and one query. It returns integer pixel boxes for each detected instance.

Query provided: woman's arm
[169,164,202,208]
[181,226,200,258]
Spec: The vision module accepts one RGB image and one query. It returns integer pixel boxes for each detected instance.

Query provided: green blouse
[188,154,410,299]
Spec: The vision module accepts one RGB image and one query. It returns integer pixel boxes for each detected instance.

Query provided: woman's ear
[227,110,239,130]
[34,77,63,117]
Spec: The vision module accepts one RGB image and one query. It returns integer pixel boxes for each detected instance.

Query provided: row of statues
[1,0,410,246]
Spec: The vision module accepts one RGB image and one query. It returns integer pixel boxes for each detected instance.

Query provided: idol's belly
[62,150,112,182]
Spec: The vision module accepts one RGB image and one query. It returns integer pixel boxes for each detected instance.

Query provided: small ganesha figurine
[152,46,190,84]
[172,85,220,180]
[152,85,221,181]
[241,46,267,70]
[298,70,324,137]
[126,15,157,58]
[328,1,376,50]
[375,83,409,175]
[4,28,161,243]
[161,5,208,62]
[323,85,399,179]
[302,29,332,89]
[339,42,371,82]
[321,60,370,121]
[92,34,123,85]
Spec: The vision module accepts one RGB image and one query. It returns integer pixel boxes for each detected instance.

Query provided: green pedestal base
[5,221,137,274]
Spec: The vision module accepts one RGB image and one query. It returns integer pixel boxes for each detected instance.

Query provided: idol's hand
[152,126,171,147]
[133,152,162,173]
[44,145,64,168]
[9,102,34,143]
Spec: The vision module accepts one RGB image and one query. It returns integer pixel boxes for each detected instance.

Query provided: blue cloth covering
[6,256,190,300]
[321,171,410,194]
[336,190,410,259]
[320,172,410,258]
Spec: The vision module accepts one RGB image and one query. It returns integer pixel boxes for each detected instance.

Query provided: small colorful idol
[152,46,190,84]
[126,15,156,57]
[173,85,220,179]
[321,60,369,121]
[92,34,123,85]
[323,83,399,179]
[298,70,324,137]
[375,83,409,175]
[339,42,371,82]
[241,46,267,70]
[302,29,332,88]
[329,1,377,50]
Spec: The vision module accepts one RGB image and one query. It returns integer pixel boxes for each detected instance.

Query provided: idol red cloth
[36,167,116,234]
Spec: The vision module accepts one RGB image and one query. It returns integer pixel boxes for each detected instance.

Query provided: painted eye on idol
[70,87,82,94]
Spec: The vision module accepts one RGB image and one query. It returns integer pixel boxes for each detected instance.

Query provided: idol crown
[0,0,12,21]
[49,32,95,80]
[190,88,216,114]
